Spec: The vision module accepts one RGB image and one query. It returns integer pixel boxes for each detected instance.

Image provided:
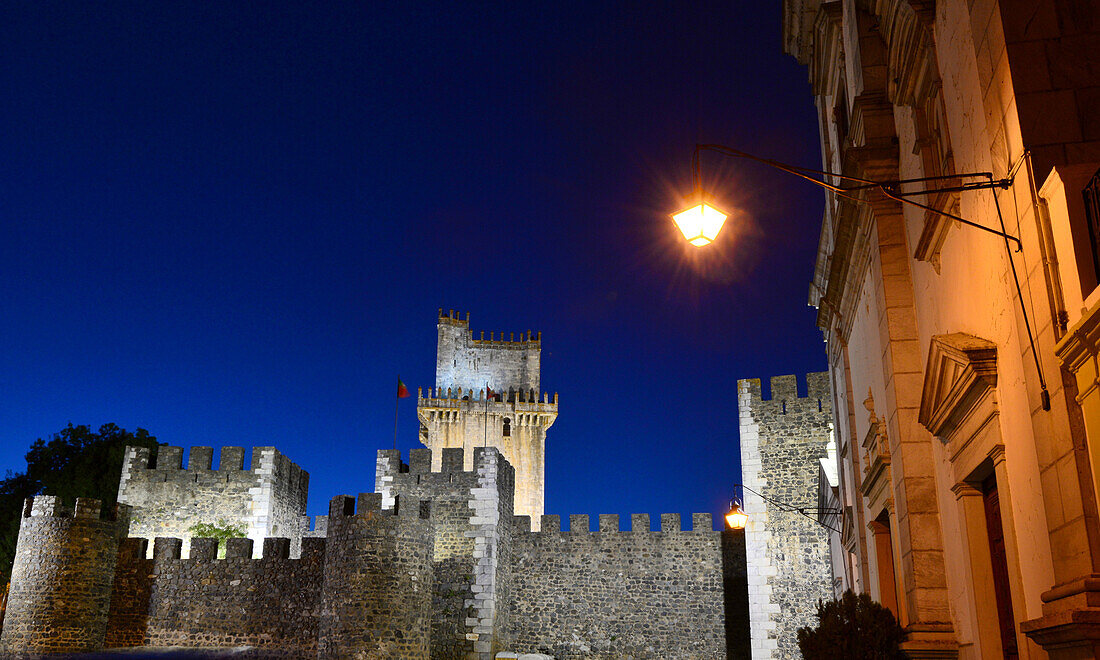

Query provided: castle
[0,311,834,659]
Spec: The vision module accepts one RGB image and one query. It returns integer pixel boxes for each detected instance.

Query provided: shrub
[188,520,247,558]
[797,590,905,659]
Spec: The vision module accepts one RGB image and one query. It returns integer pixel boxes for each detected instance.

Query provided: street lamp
[724,499,748,530]
[674,142,1052,411]
[672,199,728,247]
[726,482,840,534]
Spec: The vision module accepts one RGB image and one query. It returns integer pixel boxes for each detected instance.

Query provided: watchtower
[738,372,834,660]
[0,496,131,655]
[418,309,557,529]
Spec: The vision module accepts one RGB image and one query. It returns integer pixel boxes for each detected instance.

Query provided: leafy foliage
[796,590,906,660]
[0,423,159,584]
[188,520,247,558]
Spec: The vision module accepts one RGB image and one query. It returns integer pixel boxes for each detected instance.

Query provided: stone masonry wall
[434,309,541,394]
[318,492,434,660]
[103,538,153,648]
[377,446,516,660]
[506,512,730,659]
[117,445,309,558]
[141,535,325,655]
[418,392,556,529]
[738,373,834,660]
[0,496,130,655]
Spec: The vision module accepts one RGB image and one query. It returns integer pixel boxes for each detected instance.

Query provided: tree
[797,590,906,660]
[0,423,159,584]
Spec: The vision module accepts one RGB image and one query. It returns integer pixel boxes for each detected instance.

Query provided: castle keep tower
[418,309,557,528]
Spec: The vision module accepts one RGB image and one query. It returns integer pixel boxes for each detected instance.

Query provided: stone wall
[377,446,516,659]
[506,512,733,659]
[141,535,325,654]
[1,445,750,659]
[318,492,434,660]
[738,373,834,660]
[434,309,542,394]
[103,538,153,648]
[117,445,309,558]
[0,496,130,655]
[418,392,556,529]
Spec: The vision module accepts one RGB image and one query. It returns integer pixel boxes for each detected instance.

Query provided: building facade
[783,0,1100,657]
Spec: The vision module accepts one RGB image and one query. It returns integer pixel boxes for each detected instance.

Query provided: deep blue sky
[1,2,826,528]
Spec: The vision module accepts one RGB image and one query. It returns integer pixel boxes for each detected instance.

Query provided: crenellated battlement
[121,444,306,475]
[375,447,515,506]
[298,514,329,536]
[148,535,327,562]
[328,492,431,522]
[513,512,716,534]
[418,387,558,407]
[738,372,831,414]
[118,445,310,560]
[437,308,541,347]
[21,495,132,527]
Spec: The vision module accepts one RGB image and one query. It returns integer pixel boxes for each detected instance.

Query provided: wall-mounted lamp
[673,143,1050,411]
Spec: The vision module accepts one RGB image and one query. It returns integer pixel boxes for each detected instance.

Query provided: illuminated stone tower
[418,309,557,529]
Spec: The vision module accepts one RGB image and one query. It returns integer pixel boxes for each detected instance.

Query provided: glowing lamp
[672,201,728,247]
[725,501,748,530]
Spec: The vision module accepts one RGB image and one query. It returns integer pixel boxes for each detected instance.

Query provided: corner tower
[418,309,557,529]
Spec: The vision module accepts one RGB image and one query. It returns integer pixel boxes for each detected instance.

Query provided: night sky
[1,2,826,528]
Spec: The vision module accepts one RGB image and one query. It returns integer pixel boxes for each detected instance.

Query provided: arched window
[502,418,511,437]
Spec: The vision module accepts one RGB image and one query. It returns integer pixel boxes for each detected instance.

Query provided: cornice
[1055,301,1100,374]
[918,333,999,438]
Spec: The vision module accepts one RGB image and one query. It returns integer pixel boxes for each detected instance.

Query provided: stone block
[190,537,219,560]
[660,513,681,531]
[189,446,214,470]
[153,537,183,560]
[598,514,619,531]
[224,537,253,559]
[540,515,560,532]
[263,537,291,559]
[158,446,183,470]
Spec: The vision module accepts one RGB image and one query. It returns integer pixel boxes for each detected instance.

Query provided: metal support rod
[691,143,1023,249]
[691,144,1049,410]
[732,482,840,534]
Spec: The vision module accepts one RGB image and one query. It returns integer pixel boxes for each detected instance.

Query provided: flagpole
[484,383,489,448]
[393,392,400,450]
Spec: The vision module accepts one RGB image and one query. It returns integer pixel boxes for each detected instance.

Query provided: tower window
[1084,167,1100,289]
[503,418,511,437]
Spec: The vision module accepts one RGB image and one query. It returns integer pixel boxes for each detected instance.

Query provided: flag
[486,384,495,400]
[397,377,410,399]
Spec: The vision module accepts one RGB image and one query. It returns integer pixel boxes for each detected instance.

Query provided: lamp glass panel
[673,203,728,246]
[724,506,748,530]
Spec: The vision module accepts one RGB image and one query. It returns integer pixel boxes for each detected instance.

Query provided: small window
[503,418,511,437]
[833,87,849,147]
[1083,167,1100,287]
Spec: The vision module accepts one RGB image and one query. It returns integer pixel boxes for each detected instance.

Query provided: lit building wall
[784,0,1100,657]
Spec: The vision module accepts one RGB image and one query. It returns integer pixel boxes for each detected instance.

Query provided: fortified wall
[738,372,834,660]
[118,444,310,558]
[0,447,748,659]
